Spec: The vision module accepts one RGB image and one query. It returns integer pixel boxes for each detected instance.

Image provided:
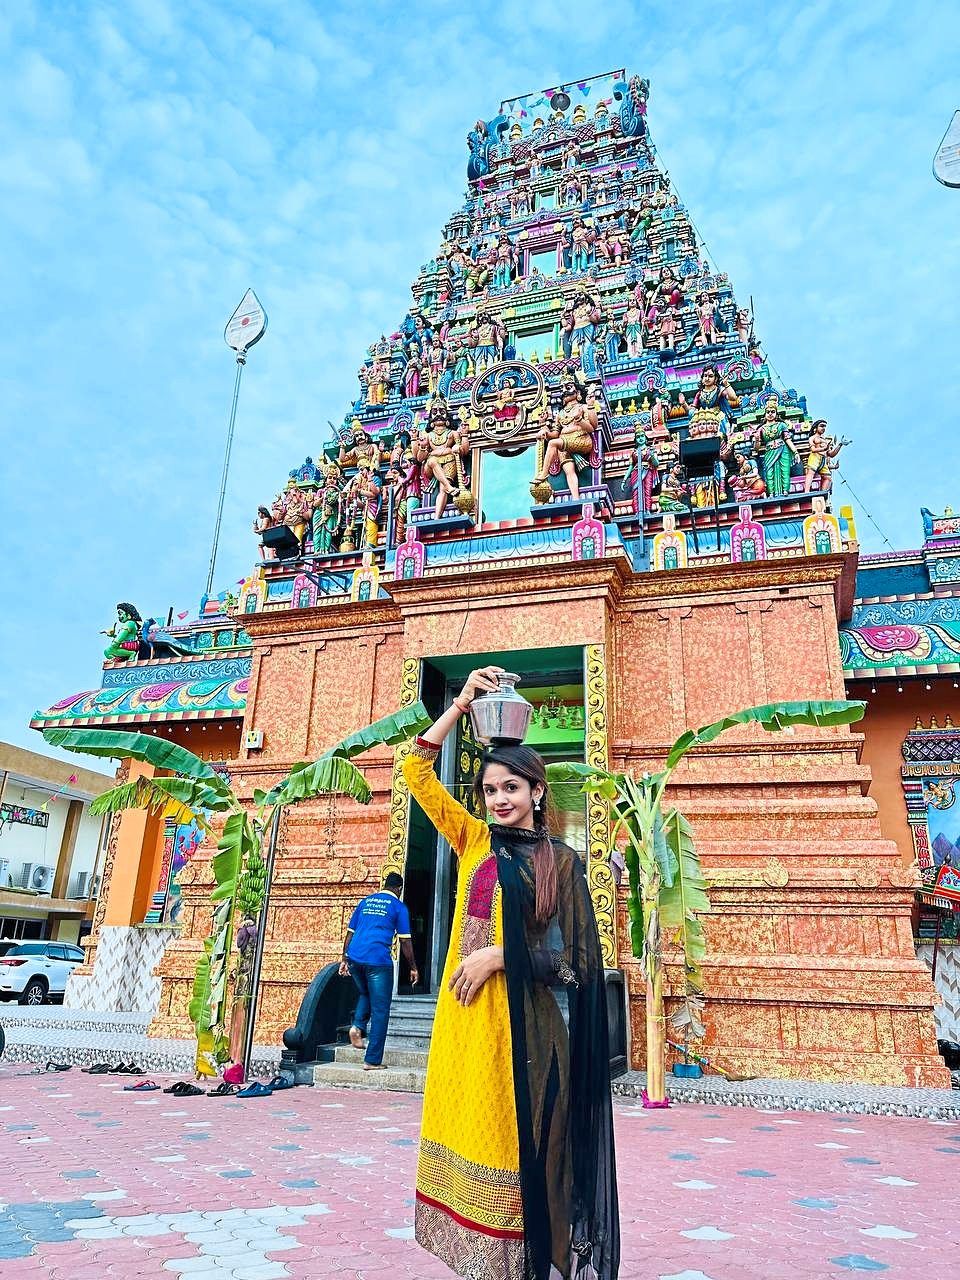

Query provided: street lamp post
[205,289,268,599]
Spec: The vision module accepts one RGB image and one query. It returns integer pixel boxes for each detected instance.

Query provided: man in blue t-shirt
[338,872,419,1069]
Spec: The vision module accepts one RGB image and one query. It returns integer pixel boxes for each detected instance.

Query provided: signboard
[933,110,960,188]
[224,289,267,354]
[0,803,49,829]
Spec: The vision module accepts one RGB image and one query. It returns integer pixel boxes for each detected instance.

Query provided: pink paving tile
[1,1062,956,1278]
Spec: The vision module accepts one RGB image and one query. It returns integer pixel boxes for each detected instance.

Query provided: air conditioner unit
[70,871,89,899]
[19,863,34,889]
[31,866,54,893]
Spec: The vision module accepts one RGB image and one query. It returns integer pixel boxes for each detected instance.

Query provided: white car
[0,941,84,1005]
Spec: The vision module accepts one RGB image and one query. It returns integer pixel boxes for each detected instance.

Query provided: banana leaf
[324,701,433,761]
[211,813,247,887]
[665,699,866,769]
[149,776,233,815]
[545,760,623,800]
[42,727,227,785]
[651,807,677,890]
[188,947,213,1033]
[89,775,225,831]
[269,755,372,808]
[657,807,709,993]
[90,777,198,829]
[263,702,433,807]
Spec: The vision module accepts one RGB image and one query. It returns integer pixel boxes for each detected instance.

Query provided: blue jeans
[348,962,394,1065]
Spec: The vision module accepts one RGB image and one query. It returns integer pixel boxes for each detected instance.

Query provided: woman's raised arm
[401,665,503,857]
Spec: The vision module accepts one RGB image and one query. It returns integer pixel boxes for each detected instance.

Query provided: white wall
[0,782,104,896]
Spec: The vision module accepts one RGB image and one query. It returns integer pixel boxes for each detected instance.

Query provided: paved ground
[0,1063,956,1279]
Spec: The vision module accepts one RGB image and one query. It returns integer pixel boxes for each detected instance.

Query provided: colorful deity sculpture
[803,419,848,493]
[311,464,345,556]
[403,348,423,399]
[624,430,660,514]
[492,233,517,289]
[689,364,740,438]
[340,469,376,553]
[595,218,625,267]
[467,311,506,373]
[366,357,390,406]
[531,375,600,502]
[753,398,800,497]
[562,291,601,362]
[338,420,383,473]
[568,218,594,273]
[658,305,680,351]
[623,298,644,357]
[421,400,474,519]
[627,197,653,246]
[728,453,767,503]
[650,264,685,310]
[386,429,425,544]
[657,463,689,513]
[102,602,142,662]
[695,293,720,347]
[595,314,622,366]
[282,480,312,547]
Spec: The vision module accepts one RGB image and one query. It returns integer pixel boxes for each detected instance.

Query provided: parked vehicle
[0,941,85,1005]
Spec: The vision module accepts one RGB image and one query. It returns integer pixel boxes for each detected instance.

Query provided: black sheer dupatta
[493,827,620,1280]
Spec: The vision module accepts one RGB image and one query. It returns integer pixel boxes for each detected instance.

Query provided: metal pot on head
[468,672,534,745]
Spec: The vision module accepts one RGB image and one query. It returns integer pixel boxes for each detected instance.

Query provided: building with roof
[29,73,954,1081]
[0,743,112,948]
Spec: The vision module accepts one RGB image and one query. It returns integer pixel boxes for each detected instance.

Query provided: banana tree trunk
[645,961,666,1103]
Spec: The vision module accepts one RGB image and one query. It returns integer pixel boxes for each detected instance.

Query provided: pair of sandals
[44,1061,71,1072]
[123,1079,160,1092]
[83,1062,143,1075]
[236,1075,296,1098]
[164,1080,205,1096]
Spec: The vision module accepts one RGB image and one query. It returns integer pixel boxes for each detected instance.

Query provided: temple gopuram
[32,72,956,1086]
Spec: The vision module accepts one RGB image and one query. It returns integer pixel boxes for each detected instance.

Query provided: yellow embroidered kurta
[403,749,526,1280]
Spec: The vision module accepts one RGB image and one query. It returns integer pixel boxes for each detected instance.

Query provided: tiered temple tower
[36,72,946,1085]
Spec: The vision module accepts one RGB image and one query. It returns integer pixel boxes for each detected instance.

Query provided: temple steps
[310,994,435,1092]
[312,1045,428,1093]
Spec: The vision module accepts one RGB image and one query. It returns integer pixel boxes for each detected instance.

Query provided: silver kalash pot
[468,672,534,746]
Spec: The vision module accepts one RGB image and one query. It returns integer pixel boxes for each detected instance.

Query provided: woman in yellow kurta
[403,666,619,1280]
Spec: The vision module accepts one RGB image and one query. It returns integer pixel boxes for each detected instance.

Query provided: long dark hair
[474,744,558,924]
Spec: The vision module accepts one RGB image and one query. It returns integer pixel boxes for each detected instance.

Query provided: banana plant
[44,700,431,1069]
[547,698,865,1102]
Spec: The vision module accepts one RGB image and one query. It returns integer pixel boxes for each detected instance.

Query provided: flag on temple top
[177,611,189,619]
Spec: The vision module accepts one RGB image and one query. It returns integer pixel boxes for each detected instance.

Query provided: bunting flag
[39,774,78,814]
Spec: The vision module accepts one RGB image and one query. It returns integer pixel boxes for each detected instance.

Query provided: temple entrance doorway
[401,646,589,996]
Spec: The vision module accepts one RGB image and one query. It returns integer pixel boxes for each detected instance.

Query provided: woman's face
[480,762,541,829]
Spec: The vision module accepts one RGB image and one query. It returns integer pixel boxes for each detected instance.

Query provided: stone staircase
[311,994,436,1092]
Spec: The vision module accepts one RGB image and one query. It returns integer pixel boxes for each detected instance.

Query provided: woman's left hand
[448,945,504,1006]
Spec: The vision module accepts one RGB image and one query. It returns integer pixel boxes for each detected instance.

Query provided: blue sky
[2,0,959,752]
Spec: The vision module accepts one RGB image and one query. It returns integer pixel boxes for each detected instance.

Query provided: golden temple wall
[150,554,948,1086]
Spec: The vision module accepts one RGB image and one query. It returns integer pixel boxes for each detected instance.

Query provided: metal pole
[241,807,281,1078]
[205,353,246,599]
